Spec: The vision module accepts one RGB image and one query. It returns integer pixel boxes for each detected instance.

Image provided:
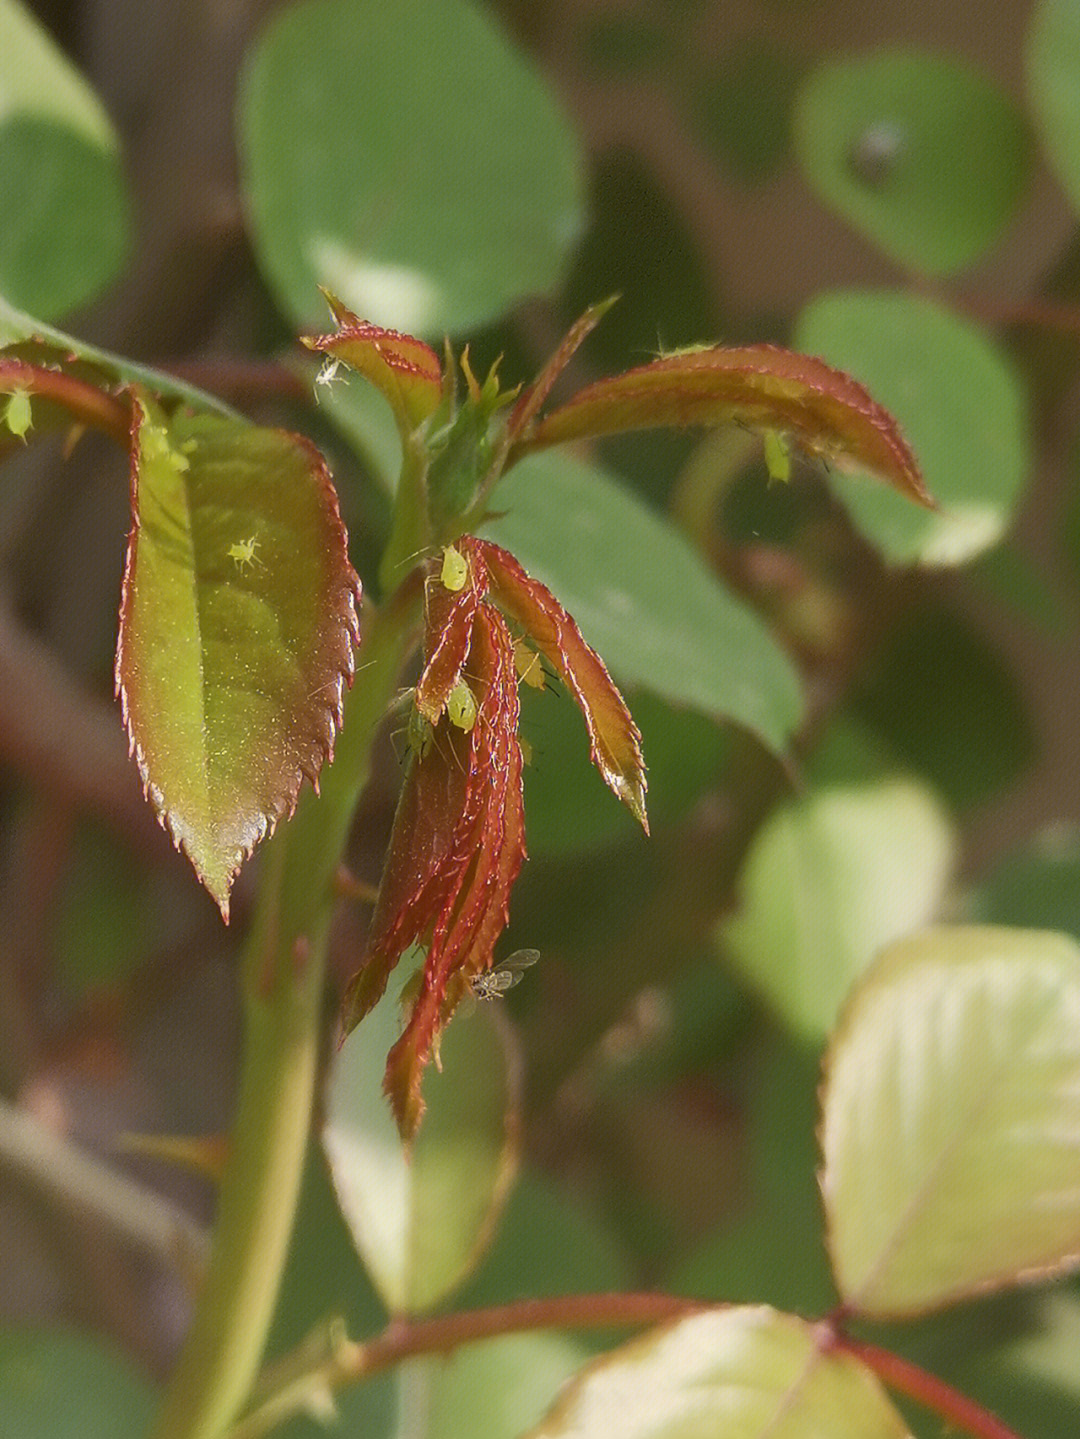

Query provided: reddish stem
[352,1293,707,1378]
[836,1336,1024,1439]
[0,359,131,445]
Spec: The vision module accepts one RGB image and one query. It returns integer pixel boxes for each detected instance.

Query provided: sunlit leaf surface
[239,0,585,335]
[822,925,1080,1316]
[323,965,520,1314]
[723,777,955,1040]
[527,1307,912,1438]
[117,396,360,915]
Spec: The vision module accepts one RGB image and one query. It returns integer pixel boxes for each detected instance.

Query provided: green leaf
[1029,0,1080,221]
[795,290,1030,565]
[456,1169,631,1309]
[266,1156,394,1439]
[668,1039,836,1316]
[689,37,803,185]
[794,48,1029,275]
[323,957,521,1315]
[0,1326,155,1439]
[0,295,237,416]
[528,1307,912,1438]
[964,826,1080,938]
[522,687,729,860]
[238,0,585,336]
[53,822,154,993]
[852,604,1036,810]
[822,925,1080,1317]
[116,396,360,916]
[484,452,802,755]
[0,0,130,316]
[722,777,955,1041]
[419,1334,589,1439]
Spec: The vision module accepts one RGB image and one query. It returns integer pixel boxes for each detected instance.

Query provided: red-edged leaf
[472,537,648,832]
[384,608,526,1139]
[496,297,617,461]
[117,394,360,917]
[342,719,473,1034]
[301,289,443,434]
[514,345,932,509]
[414,547,488,724]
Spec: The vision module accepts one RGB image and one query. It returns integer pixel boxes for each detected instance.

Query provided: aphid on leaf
[470,949,539,1000]
[440,544,469,592]
[227,536,264,573]
[763,430,791,485]
[4,389,32,441]
[314,355,342,401]
[405,704,434,761]
[447,677,477,732]
[513,639,546,691]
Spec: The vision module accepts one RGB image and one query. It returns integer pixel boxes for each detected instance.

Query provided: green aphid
[4,389,32,442]
[763,430,792,485]
[441,544,469,592]
[447,677,477,732]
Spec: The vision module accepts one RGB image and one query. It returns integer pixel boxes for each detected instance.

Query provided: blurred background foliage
[3,0,1080,1435]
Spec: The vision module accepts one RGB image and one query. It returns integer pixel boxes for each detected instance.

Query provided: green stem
[151,598,417,1439]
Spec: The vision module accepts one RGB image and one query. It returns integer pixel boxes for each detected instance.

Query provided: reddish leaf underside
[414,549,488,724]
[514,345,932,509]
[383,605,526,1137]
[302,291,443,434]
[117,394,360,917]
[471,536,649,832]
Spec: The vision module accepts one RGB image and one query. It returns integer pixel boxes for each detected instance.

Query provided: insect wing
[471,948,539,1000]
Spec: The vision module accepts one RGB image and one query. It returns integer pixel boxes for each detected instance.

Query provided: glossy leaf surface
[0,1326,155,1439]
[528,1306,912,1439]
[515,344,931,508]
[239,0,585,335]
[822,925,1080,1317]
[0,0,130,316]
[795,48,1028,275]
[723,777,955,1040]
[117,397,360,915]
[796,290,1029,565]
[484,452,802,755]
[324,965,520,1315]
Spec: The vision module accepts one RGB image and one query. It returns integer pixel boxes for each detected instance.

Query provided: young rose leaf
[301,290,443,436]
[117,395,360,917]
[528,1306,912,1439]
[474,537,648,832]
[822,925,1080,1317]
[513,345,931,509]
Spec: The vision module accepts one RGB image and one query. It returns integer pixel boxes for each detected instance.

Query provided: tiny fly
[470,949,539,1001]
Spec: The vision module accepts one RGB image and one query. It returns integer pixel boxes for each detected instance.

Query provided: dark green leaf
[484,452,802,755]
[0,1327,155,1439]
[1029,0,1080,221]
[795,48,1029,275]
[0,0,130,316]
[796,290,1030,565]
[852,605,1035,810]
[239,0,585,336]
